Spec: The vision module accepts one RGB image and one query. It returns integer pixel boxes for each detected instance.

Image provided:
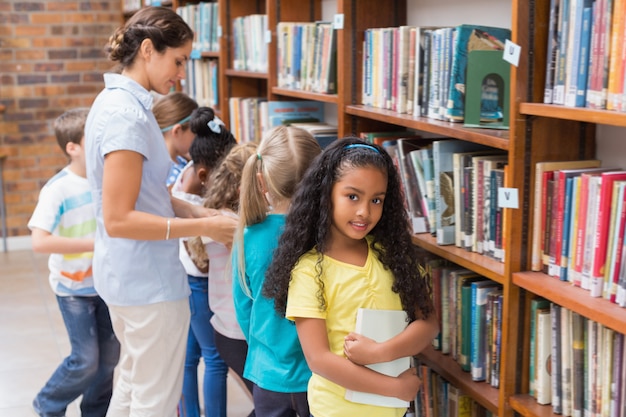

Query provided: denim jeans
[33,295,120,417]
[180,275,228,417]
[252,384,308,417]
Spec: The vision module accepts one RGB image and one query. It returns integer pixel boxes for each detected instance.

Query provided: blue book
[574,4,593,107]
[444,24,511,122]
[266,100,324,128]
[560,177,575,280]
[470,280,501,382]
[564,0,585,107]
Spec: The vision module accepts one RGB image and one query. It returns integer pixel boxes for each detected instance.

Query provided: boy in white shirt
[29,108,120,417]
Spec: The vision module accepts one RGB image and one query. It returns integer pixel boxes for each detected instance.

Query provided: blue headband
[160,114,192,133]
[344,143,381,154]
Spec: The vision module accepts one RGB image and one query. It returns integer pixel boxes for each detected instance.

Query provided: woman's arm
[343,313,439,365]
[295,317,421,402]
[102,150,236,245]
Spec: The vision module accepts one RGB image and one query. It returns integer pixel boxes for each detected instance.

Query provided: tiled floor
[0,250,253,417]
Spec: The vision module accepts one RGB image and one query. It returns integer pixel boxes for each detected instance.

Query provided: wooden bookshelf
[119,1,626,417]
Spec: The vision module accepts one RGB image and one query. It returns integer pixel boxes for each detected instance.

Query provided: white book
[536,308,553,405]
[344,308,409,408]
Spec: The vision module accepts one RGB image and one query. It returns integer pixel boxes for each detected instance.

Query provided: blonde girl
[232,126,321,417]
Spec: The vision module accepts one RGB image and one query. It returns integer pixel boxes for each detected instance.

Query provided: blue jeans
[252,384,308,417]
[180,275,228,417]
[33,295,120,417]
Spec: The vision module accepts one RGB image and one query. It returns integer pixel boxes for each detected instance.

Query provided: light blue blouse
[85,73,189,306]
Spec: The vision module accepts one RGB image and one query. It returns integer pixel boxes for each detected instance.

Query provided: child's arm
[295,317,422,402]
[343,313,439,366]
[31,228,94,254]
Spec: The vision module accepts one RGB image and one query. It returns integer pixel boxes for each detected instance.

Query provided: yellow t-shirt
[286,240,407,417]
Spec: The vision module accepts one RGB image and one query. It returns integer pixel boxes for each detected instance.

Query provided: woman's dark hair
[188,107,237,171]
[263,137,434,322]
[107,6,194,68]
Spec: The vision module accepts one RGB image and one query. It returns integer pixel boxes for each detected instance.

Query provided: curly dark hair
[263,137,434,322]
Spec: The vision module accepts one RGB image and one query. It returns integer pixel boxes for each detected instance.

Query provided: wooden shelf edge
[513,271,626,334]
[225,69,268,79]
[519,102,626,127]
[418,346,500,415]
[509,394,557,417]
[271,87,339,104]
[345,105,510,150]
[412,233,505,283]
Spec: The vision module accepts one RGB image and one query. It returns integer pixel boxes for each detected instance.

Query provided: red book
[554,167,616,279]
[571,173,594,287]
[590,171,626,297]
[609,183,626,303]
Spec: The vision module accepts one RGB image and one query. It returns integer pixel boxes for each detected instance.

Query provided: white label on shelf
[217,25,222,38]
[498,187,519,209]
[264,30,272,44]
[503,39,521,67]
[333,14,344,30]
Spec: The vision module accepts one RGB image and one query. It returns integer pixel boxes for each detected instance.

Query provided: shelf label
[498,187,519,209]
[217,25,222,38]
[503,39,521,67]
[333,14,344,30]
[264,30,272,44]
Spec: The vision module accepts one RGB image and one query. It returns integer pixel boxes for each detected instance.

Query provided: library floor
[0,250,254,417]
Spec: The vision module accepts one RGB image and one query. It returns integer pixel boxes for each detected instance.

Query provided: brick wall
[0,1,121,238]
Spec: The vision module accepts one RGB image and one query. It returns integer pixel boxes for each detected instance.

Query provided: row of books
[361,24,510,124]
[182,58,219,108]
[413,359,494,417]
[543,0,626,110]
[122,0,160,13]
[429,261,503,387]
[232,14,268,72]
[379,137,508,261]
[529,299,626,417]
[176,2,220,54]
[276,21,337,94]
[228,99,337,147]
[531,160,626,305]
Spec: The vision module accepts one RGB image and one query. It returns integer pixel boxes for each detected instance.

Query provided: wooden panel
[521,102,626,127]
[513,271,626,334]
[270,87,339,103]
[412,234,505,282]
[346,105,510,150]
[509,394,559,417]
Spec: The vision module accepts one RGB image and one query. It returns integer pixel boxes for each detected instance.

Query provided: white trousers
[106,298,190,417]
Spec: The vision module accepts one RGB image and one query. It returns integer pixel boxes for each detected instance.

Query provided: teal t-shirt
[232,214,311,392]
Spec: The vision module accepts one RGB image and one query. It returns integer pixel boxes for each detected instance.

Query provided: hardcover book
[433,140,491,245]
[344,308,410,408]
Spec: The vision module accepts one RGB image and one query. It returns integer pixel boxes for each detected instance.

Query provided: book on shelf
[472,154,507,256]
[606,0,626,110]
[536,307,552,405]
[563,0,593,108]
[551,303,562,414]
[560,307,572,417]
[288,122,337,149]
[344,308,410,408]
[530,160,601,272]
[544,0,561,103]
[590,171,626,297]
[529,296,551,398]
[460,275,483,372]
[447,384,472,417]
[432,140,492,245]
[571,312,586,417]
[609,182,626,304]
[444,24,511,122]
[549,166,609,279]
[265,100,324,128]
[552,0,571,105]
[470,280,501,382]
[451,150,503,248]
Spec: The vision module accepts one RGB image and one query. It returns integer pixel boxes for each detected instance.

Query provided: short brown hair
[53,108,90,156]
